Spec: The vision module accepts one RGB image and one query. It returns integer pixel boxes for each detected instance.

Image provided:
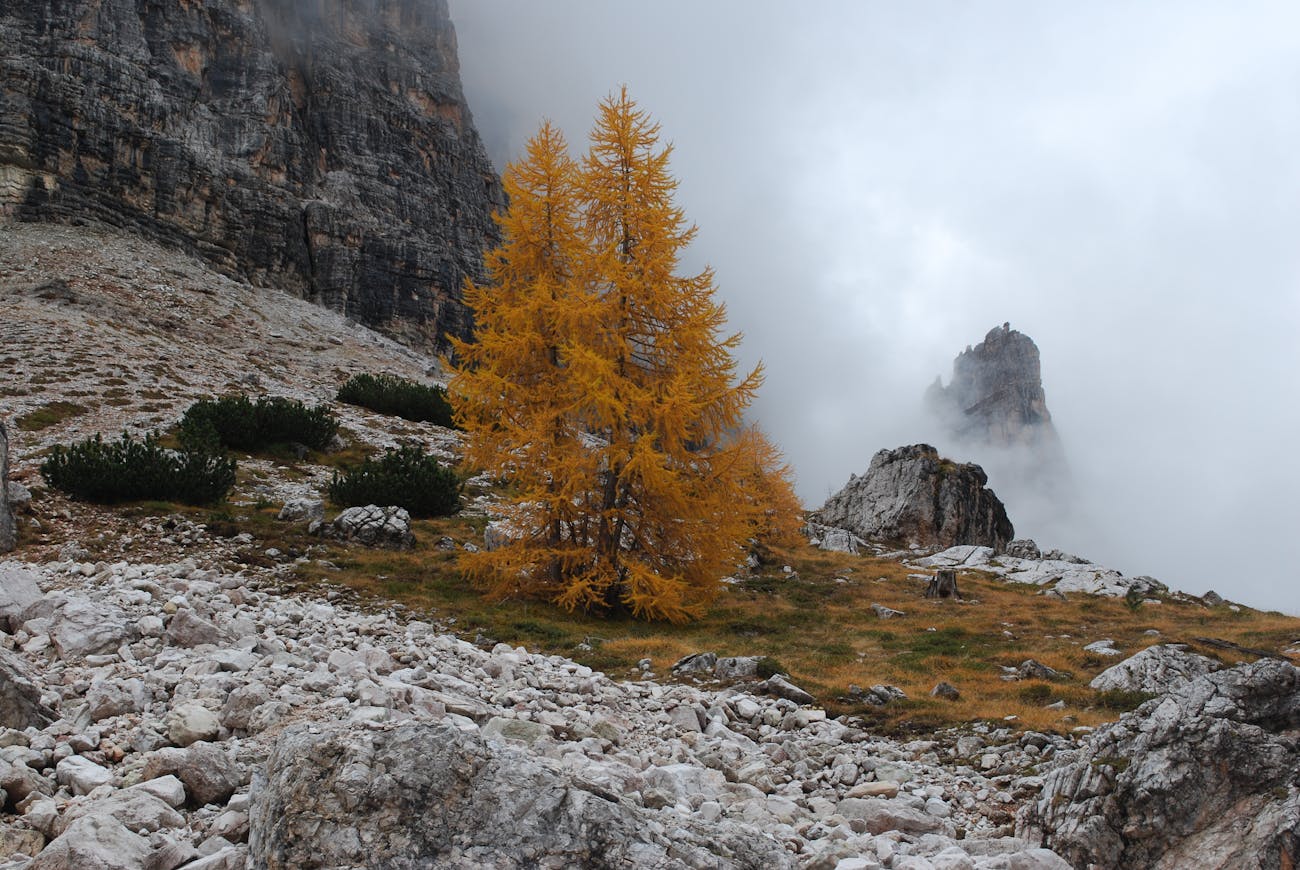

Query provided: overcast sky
[451,1,1300,613]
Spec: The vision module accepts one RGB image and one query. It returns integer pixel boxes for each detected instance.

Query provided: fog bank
[452,1,1300,613]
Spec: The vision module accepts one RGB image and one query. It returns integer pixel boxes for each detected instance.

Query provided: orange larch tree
[453,89,795,623]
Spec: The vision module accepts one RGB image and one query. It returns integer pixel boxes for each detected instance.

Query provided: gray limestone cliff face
[816,444,1014,551]
[0,0,504,350]
[0,419,15,553]
[927,323,1062,451]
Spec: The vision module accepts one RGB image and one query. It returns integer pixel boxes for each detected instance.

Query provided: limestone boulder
[85,678,151,722]
[0,564,43,632]
[26,815,150,870]
[164,609,227,648]
[166,702,221,747]
[327,505,414,549]
[1089,644,1221,695]
[54,756,113,796]
[58,786,185,836]
[816,445,1014,551]
[248,721,794,869]
[277,498,324,523]
[0,646,54,730]
[142,743,244,807]
[48,596,131,661]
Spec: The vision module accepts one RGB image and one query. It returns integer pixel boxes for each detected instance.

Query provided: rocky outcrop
[326,504,414,548]
[1088,644,1221,695]
[927,323,1060,450]
[817,444,1014,550]
[0,420,14,552]
[1019,659,1300,870]
[917,543,1168,598]
[0,0,504,350]
[248,720,794,869]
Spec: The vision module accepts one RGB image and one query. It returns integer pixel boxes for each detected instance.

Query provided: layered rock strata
[0,0,505,349]
[817,445,1014,551]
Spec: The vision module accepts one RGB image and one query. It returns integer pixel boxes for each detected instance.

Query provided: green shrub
[336,373,455,428]
[179,395,337,452]
[1124,586,1145,612]
[41,432,235,505]
[1018,683,1054,704]
[328,444,461,517]
[1094,688,1157,712]
[756,656,788,679]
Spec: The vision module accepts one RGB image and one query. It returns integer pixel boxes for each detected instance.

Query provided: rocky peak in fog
[926,323,1060,451]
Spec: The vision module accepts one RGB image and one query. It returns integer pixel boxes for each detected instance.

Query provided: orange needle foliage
[452,89,799,623]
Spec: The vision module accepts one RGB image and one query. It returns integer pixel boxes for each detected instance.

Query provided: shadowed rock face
[816,444,1014,551]
[0,0,504,351]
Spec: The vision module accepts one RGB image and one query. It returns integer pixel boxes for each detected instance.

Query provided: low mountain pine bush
[336,373,455,428]
[179,395,337,452]
[41,432,236,505]
[328,444,461,517]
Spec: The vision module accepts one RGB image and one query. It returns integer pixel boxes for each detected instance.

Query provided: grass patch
[17,401,89,431]
[1094,689,1157,712]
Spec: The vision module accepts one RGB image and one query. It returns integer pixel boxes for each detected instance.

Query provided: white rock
[55,755,112,796]
[1082,640,1122,656]
[48,597,130,660]
[1089,644,1221,695]
[26,815,150,870]
[0,564,43,631]
[133,774,187,808]
[85,678,150,721]
[166,702,221,747]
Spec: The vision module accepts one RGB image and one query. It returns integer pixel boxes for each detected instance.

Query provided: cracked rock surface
[1019,658,1300,870]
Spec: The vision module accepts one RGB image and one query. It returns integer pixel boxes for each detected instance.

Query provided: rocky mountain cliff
[926,324,1060,451]
[0,0,504,350]
[815,444,1015,551]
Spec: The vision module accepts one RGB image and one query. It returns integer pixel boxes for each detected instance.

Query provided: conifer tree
[453,90,795,622]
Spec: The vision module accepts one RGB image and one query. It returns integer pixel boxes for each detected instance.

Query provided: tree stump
[925,568,961,599]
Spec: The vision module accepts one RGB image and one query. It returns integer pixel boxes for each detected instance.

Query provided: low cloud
[452,1,1300,613]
